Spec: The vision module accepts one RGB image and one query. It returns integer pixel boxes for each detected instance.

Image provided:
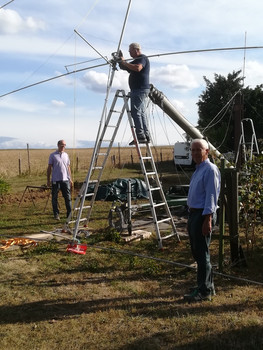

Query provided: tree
[197,70,263,154]
[242,84,263,147]
[197,70,244,153]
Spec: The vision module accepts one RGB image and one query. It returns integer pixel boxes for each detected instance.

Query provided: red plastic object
[66,243,87,255]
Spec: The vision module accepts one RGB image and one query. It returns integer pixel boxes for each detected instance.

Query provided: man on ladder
[65,42,179,247]
[118,42,151,144]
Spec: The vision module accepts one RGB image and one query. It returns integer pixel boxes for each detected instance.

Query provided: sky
[0,0,263,149]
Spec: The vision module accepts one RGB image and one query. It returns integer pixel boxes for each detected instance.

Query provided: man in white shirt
[47,140,72,220]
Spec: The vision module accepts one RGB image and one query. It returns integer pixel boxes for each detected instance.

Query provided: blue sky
[1,0,263,149]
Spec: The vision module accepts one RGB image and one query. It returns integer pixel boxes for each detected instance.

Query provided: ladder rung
[68,217,87,224]
[150,187,161,191]
[78,218,88,223]
[141,156,152,160]
[89,180,98,183]
[153,202,166,208]
[157,217,172,224]
[107,124,117,128]
[102,139,112,142]
[161,232,177,240]
[85,193,94,197]
[92,166,103,170]
[67,220,76,224]
[98,153,107,156]
[74,205,91,211]
[146,172,156,176]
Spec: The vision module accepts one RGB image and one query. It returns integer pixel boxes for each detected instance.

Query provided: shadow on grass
[117,325,263,350]
[1,283,262,327]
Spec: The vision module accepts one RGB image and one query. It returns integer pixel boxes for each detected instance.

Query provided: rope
[1,233,262,287]
[202,89,241,133]
[85,244,263,287]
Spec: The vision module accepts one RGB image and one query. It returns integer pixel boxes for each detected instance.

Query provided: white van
[173,141,193,167]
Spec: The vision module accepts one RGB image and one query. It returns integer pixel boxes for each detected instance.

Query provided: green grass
[0,165,262,350]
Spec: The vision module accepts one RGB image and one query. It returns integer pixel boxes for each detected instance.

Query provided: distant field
[0,146,174,178]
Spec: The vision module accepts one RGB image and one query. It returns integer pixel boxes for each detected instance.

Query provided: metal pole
[149,85,229,163]
[219,158,226,272]
[116,0,132,53]
[127,179,132,235]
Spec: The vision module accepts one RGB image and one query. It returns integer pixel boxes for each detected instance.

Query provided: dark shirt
[120,54,150,90]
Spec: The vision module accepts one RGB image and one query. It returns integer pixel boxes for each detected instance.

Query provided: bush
[104,227,121,243]
[239,154,263,252]
[0,178,10,197]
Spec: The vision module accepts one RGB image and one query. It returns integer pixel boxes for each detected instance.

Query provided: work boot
[184,289,212,303]
[129,138,147,145]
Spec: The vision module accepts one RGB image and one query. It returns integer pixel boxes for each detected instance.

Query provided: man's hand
[118,50,123,59]
[202,214,212,236]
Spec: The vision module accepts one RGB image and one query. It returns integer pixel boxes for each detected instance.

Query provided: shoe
[54,214,60,220]
[184,289,211,303]
[145,136,151,143]
[129,138,147,145]
[189,286,216,296]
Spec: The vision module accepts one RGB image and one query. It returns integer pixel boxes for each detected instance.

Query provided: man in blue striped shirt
[184,139,221,302]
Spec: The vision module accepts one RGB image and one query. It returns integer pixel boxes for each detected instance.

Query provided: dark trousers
[51,181,71,218]
[187,210,214,295]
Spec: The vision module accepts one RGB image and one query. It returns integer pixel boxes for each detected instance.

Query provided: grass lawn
[0,152,262,350]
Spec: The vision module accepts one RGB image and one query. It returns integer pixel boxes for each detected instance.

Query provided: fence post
[27,143,31,175]
[130,150,133,165]
[76,156,79,172]
[225,167,244,265]
[218,158,226,272]
[18,157,21,176]
[118,142,121,168]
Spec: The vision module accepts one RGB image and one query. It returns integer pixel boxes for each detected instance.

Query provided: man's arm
[120,59,143,72]
[68,165,73,187]
[47,164,52,187]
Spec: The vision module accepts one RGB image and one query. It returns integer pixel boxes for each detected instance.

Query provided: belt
[188,208,203,213]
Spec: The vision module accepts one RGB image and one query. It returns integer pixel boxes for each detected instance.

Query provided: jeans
[187,210,215,295]
[130,89,150,140]
[51,181,71,218]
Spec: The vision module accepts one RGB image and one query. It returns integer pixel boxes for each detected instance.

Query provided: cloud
[0,9,46,34]
[152,64,199,91]
[244,61,263,88]
[81,69,128,93]
[82,71,109,93]
[51,100,66,107]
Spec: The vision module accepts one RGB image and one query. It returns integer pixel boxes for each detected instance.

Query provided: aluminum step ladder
[67,89,180,248]
[65,90,128,239]
[126,107,180,248]
[235,118,260,167]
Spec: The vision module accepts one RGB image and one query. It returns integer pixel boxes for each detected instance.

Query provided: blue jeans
[51,181,71,218]
[130,89,150,140]
[187,210,215,295]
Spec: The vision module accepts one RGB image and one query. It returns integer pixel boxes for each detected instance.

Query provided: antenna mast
[84,0,132,159]
[242,31,247,86]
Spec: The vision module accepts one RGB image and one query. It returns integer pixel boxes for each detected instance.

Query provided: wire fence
[0,146,174,177]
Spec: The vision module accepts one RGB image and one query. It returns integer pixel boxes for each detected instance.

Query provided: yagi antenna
[74,29,112,66]
[65,58,102,73]
[92,0,132,143]
[0,0,14,9]
[2,44,263,99]
[116,0,132,53]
